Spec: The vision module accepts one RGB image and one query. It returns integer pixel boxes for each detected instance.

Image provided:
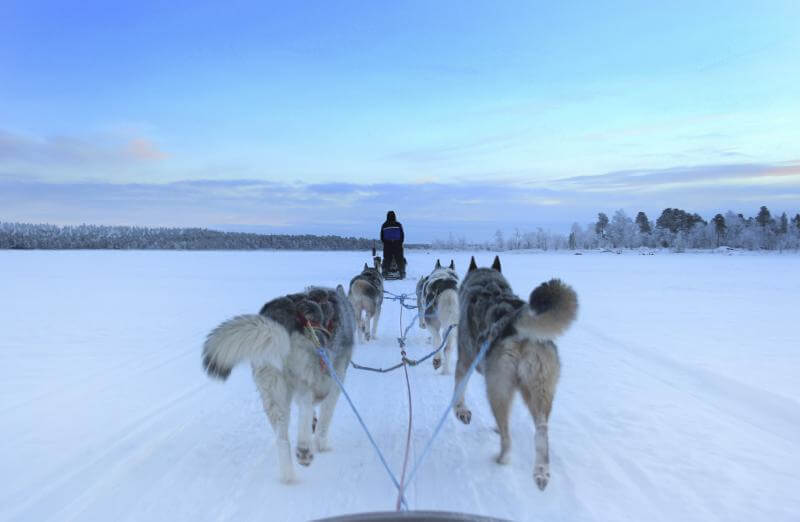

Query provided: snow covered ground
[2,249,799,521]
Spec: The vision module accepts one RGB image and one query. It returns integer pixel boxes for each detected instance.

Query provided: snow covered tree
[494,229,505,251]
[607,209,637,248]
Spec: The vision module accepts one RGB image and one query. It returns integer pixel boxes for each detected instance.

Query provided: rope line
[325,280,478,511]
[349,323,456,373]
[383,290,419,310]
[316,347,409,510]
[396,348,414,511]
[398,338,492,499]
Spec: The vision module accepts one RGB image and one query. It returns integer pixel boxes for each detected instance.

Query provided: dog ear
[491,256,502,272]
[364,262,368,270]
[435,259,441,269]
[468,256,478,272]
[449,259,455,270]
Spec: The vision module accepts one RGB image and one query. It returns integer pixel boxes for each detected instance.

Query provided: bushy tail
[515,279,578,340]
[437,288,460,330]
[202,314,291,380]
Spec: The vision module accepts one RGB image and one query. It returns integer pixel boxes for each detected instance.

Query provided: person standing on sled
[380,210,405,279]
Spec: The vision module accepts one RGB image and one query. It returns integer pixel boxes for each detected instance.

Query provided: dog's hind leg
[431,326,444,371]
[452,354,473,424]
[254,366,294,483]
[440,326,456,375]
[486,358,516,464]
[370,304,381,340]
[364,311,372,341]
[520,386,552,490]
[356,308,367,343]
[295,389,315,466]
[518,344,560,490]
[314,371,345,452]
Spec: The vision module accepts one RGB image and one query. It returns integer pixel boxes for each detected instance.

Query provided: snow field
[1,250,799,521]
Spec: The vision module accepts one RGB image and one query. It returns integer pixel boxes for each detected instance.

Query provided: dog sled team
[202,253,578,490]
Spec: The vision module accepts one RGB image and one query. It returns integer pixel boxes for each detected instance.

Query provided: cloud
[554,161,800,193]
[2,160,799,241]
[0,129,168,167]
[386,130,530,165]
[125,138,168,160]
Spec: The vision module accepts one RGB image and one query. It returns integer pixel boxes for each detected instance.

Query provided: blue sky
[2,1,799,241]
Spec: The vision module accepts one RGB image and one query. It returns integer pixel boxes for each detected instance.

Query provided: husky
[348,259,384,342]
[454,256,578,490]
[416,259,460,373]
[202,285,356,483]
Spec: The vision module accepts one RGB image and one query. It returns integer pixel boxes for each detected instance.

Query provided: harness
[296,312,334,374]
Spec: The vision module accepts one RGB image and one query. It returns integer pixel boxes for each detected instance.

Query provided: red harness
[296,313,336,374]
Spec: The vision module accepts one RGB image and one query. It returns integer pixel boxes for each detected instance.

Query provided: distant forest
[434,206,800,252]
[0,222,382,250]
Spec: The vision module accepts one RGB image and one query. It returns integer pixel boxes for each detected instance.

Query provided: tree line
[433,206,800,252]
[0,222,378,250]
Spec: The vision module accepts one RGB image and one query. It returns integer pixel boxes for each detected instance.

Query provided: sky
[2,0,799,241]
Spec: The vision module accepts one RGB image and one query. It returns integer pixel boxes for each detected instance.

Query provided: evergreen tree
[595,213,609,238]
[756,206,772,228]
[779,212,788,234]
[635,211,651,234]
[712,214,726,247]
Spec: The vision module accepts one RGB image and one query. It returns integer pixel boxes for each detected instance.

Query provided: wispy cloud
[0,129,168,167]
[3,161,799,241]
[554,161,800,193]
[125,138,168,160]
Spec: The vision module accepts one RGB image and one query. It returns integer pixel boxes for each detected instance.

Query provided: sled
[382,256,406,280]
[317,510,507,521]
[372,244,405,280]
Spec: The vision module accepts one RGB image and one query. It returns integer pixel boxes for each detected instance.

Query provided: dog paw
[496,452,510,465]
[312,416,317,433]
[295,446,314,466]
[454,406,472,424]
[432,357,441,370]
[365,332,370,341]
[534,465,550,490]
[315,436,331,452]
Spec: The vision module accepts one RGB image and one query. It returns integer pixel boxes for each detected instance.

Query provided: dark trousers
[382,241,404,272]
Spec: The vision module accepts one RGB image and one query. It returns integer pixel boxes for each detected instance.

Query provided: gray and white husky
[348,260,384,342]
[416,259,459,373]
[455,256,578,490]
[202,285,355,483]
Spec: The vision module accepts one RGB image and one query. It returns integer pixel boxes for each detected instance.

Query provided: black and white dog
[455,256,578,490]
[416,259,460,373]
[202,285,355,483]
[348,260,384,342]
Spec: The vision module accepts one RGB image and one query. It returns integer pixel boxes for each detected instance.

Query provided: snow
[2,250,799,521]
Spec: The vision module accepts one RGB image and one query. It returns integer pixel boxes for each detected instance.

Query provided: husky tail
[202,314,291,380]
[515,279,578,340]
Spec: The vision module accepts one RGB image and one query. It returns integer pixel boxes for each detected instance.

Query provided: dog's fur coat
[202,285,355,483]
[455,256,578,490]
[415,259,460,373]
[348,260,384,342]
